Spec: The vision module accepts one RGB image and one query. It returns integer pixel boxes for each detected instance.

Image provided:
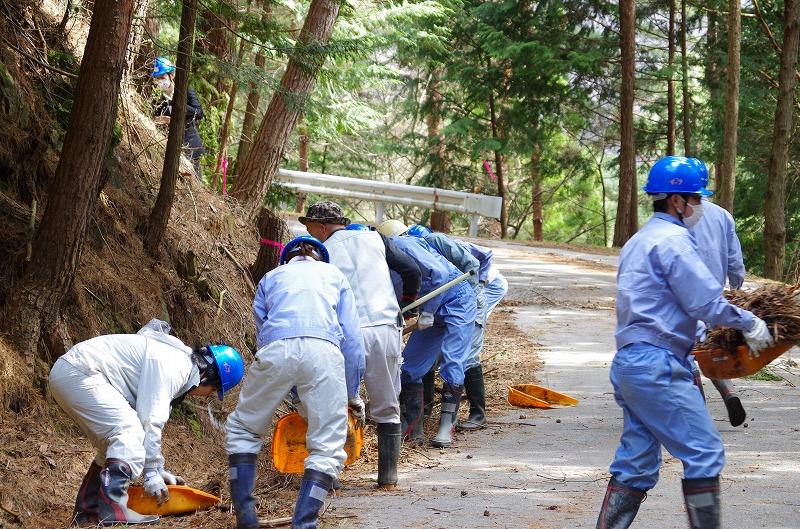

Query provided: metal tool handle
[400,271,474,314]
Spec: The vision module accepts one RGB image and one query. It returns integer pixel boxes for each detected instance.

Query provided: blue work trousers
[484,275,508,319]
[401,283,476,386]
[609,342,725,490]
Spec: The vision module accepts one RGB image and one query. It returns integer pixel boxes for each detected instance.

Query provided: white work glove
[159,467,185,485]
[417,312,434,330]
[743,317,774,357]
[348,395,366,429]
[143,468,170,505]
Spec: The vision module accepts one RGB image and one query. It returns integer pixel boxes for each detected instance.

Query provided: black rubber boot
[292,469,333,529]
[73,462,102,525]
[430,383,462,448]
[229,453,260,529]
[683,477,721,529]
[399,383,425,444]
[422,367,436,418]
[712,378,746,427]
[376,422,401,489]
[595,477,646,529]
[97,459,159,525]
[458,366,487,431]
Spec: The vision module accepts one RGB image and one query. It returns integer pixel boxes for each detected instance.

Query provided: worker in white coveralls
[402,224,494,431]
[299,202,421,490]
[225,236,366,529]
[687,157,748,427]
[596,156,774,529]
[376,220,477,448]
[48,319,245,526]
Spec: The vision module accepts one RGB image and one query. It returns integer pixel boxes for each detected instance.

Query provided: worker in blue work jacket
[225,236,366,529]
[376,221,477,449]
[399,223,497,432]
[687,157,748,427]
[595,156,774,529]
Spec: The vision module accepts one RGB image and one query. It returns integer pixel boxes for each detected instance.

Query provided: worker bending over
[49,319,244,525]
[226,236,366,529]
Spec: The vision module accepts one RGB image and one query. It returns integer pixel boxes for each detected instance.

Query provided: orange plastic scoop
[271,411,363,474]
[693,341,794,379]
[507,384,579,409]
[127,485,219,516]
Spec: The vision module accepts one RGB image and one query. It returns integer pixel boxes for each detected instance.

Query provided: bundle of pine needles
[696,284,800,352]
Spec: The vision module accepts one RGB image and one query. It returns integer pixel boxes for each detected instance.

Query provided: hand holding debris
[144,469,170,505]
[348,396,366,430]
[159,467,185,486]
[743,317,774,357]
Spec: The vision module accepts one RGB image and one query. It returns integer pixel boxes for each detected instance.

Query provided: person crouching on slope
[595,156,774,529]
[225,236,366,529]
[49,319,245,526]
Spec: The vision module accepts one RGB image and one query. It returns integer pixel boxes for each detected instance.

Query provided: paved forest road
[324,237,800,529]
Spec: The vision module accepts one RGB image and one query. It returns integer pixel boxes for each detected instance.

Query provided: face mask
[681,199,705,229]
[156,78,171,91]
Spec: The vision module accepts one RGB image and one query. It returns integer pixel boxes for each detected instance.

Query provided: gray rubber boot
[683,477,721,529]
[97,459,159,525]
[399,383,425,444]
[595,477,646,529]
[457,366,487,431]
[430,383,462,448]
[73,462,102,525]
[376,422,401,489]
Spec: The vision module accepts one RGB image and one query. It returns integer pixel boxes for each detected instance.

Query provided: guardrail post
[375,202,385,223]
[469,214,480,237]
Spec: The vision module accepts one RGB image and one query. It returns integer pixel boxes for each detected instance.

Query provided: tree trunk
[667,0,676,155]
[199,6,232,94]
[1,0,136,365]
[680,0,692,155]
[764,0,800,279]
[705,8,724,183]
[125,0,150,86]
[531,150,543,241]
[213,37,246,191]
[230,0,341,220]
[486,63,508,238]
[295,119,309,213]
[718,0,741,212]
[143,0,197,256]
[426,71,449,229]
[250,207,290,284]
[235,46,266,176]
[613,0,638,247]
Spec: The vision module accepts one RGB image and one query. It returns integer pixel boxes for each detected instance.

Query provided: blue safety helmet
[279,235,329,265]
[152,57,176,78]
[198,344,244,400]
[406,224,433,237]
[643,156,713,196]
[688,157,710,188]
[346,223,370,231]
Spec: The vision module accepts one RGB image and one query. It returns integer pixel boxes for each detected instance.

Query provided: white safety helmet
[376,219,409,237]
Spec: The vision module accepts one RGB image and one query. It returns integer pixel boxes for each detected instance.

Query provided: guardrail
[275,168,501,236]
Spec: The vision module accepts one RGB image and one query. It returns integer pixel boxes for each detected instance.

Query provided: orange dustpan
[693,341,795,379]
[507,384,579,409]
[127,485,219,516]
[272,411,363,474]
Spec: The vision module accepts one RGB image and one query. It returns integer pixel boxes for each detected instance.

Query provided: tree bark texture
[718,0,742,212]
[667,0,676,155]
[144,0,197,256]
[613,0,638,247]
[680,0,692,155]
[705,9,724,183]
[2,0,135,366]
[231,0,341,220]
[426,73,446,188]
[764,0,800,279]
[235,46,266,176]
[486,67,508,238]
[250,207,290,284]
[531,151,543,241]
[213,38,246,191]
[295,119,309,214]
